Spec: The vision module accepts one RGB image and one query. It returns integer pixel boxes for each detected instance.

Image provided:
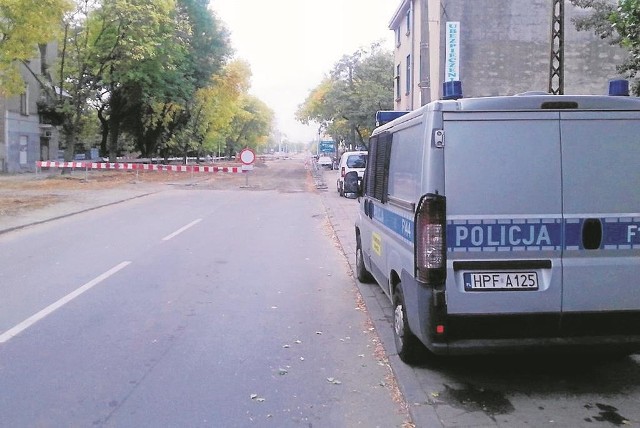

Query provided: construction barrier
[36,161,246,174]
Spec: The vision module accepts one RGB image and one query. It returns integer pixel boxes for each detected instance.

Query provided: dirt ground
[0,156,318,217]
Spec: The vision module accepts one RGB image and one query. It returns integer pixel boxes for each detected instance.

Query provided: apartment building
[390,0,625,110]
[0,43,59,173]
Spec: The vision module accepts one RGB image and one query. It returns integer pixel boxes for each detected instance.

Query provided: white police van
[355,80,640,363]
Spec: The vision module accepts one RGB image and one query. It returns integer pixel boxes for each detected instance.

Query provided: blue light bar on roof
[609,79,630,96]
[376,110,410,126]
[442,80,463,100]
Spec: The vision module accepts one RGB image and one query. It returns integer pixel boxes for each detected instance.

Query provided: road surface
[0,158,410,427]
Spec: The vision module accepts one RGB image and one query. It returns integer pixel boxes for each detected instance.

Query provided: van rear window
[346,155,367,168]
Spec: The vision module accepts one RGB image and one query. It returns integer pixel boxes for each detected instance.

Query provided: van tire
[356,236,374,283]
[393,283,422,364]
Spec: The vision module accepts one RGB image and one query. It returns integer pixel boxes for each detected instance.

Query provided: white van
[336,151,368,196]
[355,81,640,363]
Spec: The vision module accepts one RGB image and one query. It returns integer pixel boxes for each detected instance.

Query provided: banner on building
[446,21,460,81]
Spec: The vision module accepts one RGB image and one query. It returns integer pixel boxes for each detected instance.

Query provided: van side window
[388,124,422,202]
[365,132,392,203]
[364,136,376,197]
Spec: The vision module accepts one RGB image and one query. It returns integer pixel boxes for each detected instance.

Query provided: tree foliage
[224,95,274,157]
[0,0,72,95]
[35,0,98,162]
[296,43,393,149]
[87,0,195,159]
[571,0,640,94]
[0,0,275,162]
[166,59,253,159]
[196,59,252,155]
[179,0,230,88]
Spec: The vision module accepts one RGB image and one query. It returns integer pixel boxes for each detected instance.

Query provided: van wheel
[355,236,374,283]
[393,283,422,364]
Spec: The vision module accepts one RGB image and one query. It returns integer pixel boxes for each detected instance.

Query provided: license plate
[463,272,539,291]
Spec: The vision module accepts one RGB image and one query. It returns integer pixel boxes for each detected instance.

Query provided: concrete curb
[0,192,157,236]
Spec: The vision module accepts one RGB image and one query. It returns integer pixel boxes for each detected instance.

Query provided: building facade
[0,43,60,173]
[390,0,625,110]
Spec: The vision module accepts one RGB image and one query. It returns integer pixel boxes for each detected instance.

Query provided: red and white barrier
[36,161,245,173]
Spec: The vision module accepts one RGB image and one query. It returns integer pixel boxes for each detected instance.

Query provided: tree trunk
[60,122,77,175]
[97,108,109,158]
[108,117,120,162]
[63,134,76,162]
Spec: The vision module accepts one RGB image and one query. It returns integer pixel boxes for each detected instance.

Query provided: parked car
[317,155,334,169]
[336,151,367,196]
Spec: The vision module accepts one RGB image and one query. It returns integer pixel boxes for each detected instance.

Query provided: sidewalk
[318,169,442,428]
[0,173,164,234]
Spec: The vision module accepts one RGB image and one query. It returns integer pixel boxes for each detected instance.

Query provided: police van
[354,80,640,363]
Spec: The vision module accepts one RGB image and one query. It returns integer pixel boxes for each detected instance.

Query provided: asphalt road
[0,163,410,427]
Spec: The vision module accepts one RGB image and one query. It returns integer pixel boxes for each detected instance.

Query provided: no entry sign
[239,148,256,165]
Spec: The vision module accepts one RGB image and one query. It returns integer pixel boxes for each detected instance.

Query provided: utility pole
[548,0,565,94]
[419,0,431,105]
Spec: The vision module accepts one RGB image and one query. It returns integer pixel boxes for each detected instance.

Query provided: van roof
[372,94,640,135]
[446,94,640,112]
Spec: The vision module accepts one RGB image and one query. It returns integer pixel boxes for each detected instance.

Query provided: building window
[395,27,401,47]
[405,55,411,95]
[396,64,401,100]
[406,8,411,35]
[20,86,29,116]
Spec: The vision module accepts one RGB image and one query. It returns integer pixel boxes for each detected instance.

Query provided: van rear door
[443,112,563,316]
[560,111,640,317]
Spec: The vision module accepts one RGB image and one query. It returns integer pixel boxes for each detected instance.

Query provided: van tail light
[415,193,446,284]
[341,167,345,177]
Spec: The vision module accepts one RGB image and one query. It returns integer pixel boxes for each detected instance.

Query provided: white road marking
[162,219,202,241]
[0,261,131,344]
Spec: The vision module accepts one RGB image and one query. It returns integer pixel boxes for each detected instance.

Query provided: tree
[85,0,196,160]
[40,0,101,163]
[223,95,274,157]
[128,0,232,159]
[296,43,394,149]
[571,0,640,94]
[195,59,252,157]
[0,0,71,95]
[178,0,231,88]
[296,78,333,134]
[165,60,274,161]
[85,0,232,160]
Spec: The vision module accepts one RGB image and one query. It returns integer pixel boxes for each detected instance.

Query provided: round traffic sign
[239,148,256,165]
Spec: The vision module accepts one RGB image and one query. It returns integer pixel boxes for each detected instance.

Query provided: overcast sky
[210,0,398,144]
